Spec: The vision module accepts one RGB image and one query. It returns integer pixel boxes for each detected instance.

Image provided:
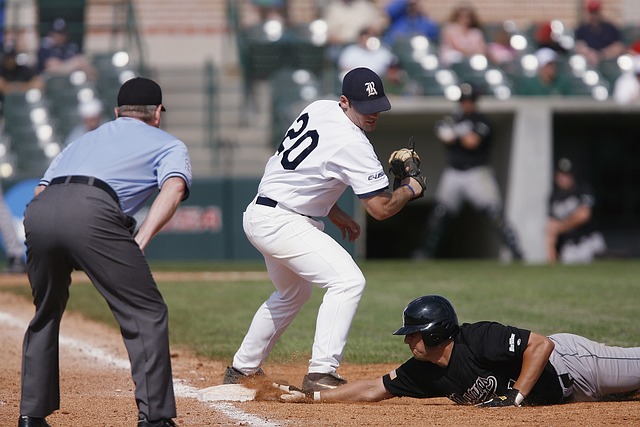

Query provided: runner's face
[404,332,448,365]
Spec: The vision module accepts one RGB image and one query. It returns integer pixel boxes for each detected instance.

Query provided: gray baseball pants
[549,333,640,401]
[20,183,176,420]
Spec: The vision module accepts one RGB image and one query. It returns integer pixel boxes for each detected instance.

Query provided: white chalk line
[0,311,283,427]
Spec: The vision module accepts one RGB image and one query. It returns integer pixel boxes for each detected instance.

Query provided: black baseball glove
[388,148,427,199]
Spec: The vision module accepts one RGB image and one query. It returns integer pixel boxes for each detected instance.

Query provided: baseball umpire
[412,83,523,260]
[280,295,640,405]
[18,77,192,427]
[224,67,427,393]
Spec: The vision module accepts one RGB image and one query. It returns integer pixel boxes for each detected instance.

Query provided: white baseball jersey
[258,100,389,217]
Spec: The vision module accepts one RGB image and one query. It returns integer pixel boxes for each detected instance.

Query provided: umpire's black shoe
[138,415,177,427]
[17,416,51,427]
[222,366,265,384]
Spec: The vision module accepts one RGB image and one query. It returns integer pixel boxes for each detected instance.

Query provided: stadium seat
[598,57,624,87]
[289,22,328,78]
[269,68,321,147]
[621,24,640,46]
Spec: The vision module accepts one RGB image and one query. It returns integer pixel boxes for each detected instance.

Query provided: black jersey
[382,322,563,406]
[548,182,597,245]
[445,111,492,171]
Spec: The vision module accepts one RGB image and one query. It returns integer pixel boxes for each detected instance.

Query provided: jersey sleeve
[464,321,531,363]
[156,140,193,200]
[325,140,389,198]
[577,183,596,208]
[382,358,443,398]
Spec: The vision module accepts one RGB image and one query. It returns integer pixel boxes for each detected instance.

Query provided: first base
[198,384,257,402]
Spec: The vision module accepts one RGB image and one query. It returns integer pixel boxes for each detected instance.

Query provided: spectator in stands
[63,98,105,147]
[383,0,439,46]
[487,26,517,65]
[338,27,397,78]
[515,48,572,96]
[323,0,385,59]
[0,41,44,98]
[438,2,487,66]
[546,158,606,264]
[612,54,640,105]
[250,0,287,24]
[533,21,569,54]
[37,18,97,80]
[574,0,625,66]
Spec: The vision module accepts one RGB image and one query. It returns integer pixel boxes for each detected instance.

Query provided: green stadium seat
[269,68,321,147]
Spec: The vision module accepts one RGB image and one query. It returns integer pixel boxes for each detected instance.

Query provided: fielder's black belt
[256,196,278,207]
[256,196,312,218]
[50,175,119,204]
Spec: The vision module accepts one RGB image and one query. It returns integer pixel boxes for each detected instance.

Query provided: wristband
[515,392,525,406]
[313,391,321,401]
[401,183,415,196]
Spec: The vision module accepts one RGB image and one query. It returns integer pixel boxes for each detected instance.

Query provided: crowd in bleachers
[0,17,137,180]
[240,0,640,104]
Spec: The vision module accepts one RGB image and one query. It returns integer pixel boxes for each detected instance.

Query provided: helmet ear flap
[421,319,460,347]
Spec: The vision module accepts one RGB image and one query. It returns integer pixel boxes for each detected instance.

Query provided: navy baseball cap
[341,67,391,115]
[117,77,166,111]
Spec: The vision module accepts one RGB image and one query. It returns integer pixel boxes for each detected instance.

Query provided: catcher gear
[388,147,427,198]
[392,295,460,347]
[476,388,524,407]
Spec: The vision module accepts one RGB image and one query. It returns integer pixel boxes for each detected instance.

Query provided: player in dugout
[278,295,640,406]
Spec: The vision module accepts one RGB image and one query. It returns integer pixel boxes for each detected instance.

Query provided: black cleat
[302,372,347,393]
[222,366,265,384]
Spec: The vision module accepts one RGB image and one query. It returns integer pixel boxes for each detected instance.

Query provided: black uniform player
[383,321,563,405]
[412,83,523,260]
[279,295,640,406]
[546,158,606,263]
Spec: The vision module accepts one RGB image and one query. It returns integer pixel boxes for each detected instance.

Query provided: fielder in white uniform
[227,67,422,392]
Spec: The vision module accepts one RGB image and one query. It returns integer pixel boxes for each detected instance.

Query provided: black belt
[50,175,119,204]
[256,196,312,218]
[559,373,574,388]
[256,196,278,207]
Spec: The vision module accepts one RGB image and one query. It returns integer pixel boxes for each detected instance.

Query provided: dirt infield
[1,274,639,426]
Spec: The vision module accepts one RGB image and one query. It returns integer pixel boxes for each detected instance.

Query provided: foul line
[0,311,282,427]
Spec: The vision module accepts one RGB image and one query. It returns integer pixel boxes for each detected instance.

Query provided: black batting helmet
[393,295,460,347]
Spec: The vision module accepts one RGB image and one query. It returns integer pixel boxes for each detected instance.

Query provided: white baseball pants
[233,197,366,375]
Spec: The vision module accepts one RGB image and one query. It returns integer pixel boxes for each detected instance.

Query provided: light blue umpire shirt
[40,117,192,215]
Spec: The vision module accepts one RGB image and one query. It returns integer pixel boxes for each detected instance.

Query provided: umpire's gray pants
[20,183,176,420]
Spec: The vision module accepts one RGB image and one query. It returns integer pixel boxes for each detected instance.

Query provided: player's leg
[235,201,317,374]
[244,202,365,375]
[20,189,74,417]
[466,167,523,259]
[414,168,461,258]
[549,333,640,401]
[232,257,314,374]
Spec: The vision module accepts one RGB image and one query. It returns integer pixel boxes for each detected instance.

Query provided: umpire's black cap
[342,67,391,115]
[117,77,167,111]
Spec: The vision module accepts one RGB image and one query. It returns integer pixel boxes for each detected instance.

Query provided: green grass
[5,260,639,365]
